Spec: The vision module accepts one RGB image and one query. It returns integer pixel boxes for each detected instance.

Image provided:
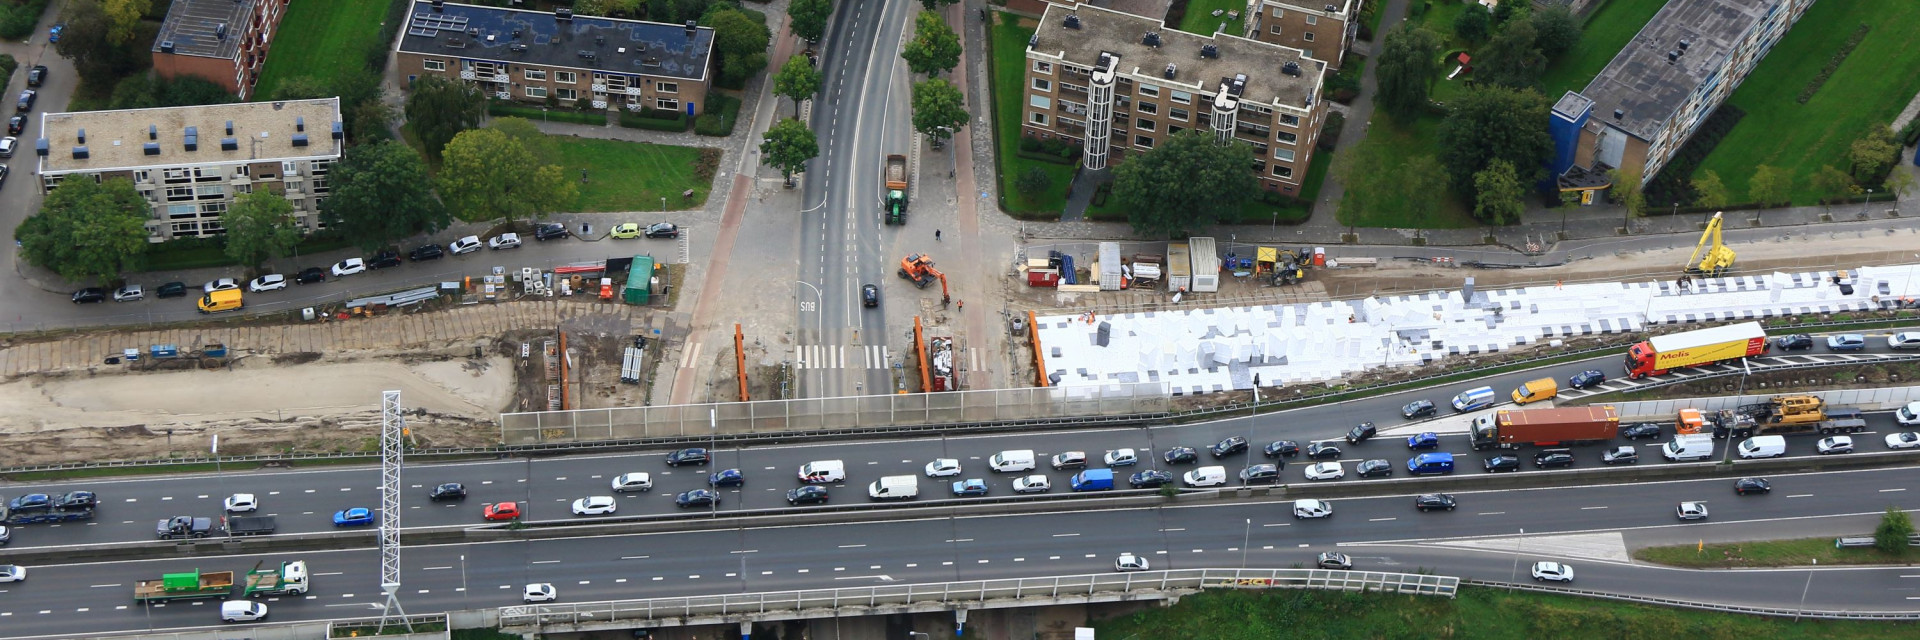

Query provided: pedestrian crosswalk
[797,345,890,370]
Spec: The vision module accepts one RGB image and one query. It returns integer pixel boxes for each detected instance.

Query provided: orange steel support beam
[558,332,572,409]
[734,324,749,402]
[914,316,931,393]
[1027,310,1048,387]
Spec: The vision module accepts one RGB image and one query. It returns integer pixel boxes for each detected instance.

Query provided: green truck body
[134,569,233,602]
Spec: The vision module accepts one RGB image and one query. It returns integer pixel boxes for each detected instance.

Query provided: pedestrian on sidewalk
[958,300,964,311]
[936,229,942,241]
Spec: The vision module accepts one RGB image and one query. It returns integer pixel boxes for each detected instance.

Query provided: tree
[707,6,771,86]
[1885,164,1916,201]
[1608,165,1647,218]
[102,0,151,47]
[910,78,969,144]
[487,117,561,167]
[788,0,832,43]
[902,11,961,77]
[1530,5,1582,61]
[1477,18,1547,89]
[271,76,334,101]
[1113,130,1257,238]
[1875,506,1913,555]
[1472,159,1526,225]
[1376,25,1443,122]
[1436,85,1554,195]
[1811,164,1856,207]
[403,75,485,159]
[220,190,302,272]
[1452,7,1491,44]
[1402,155,1449,229]
[54,0,144,90]
[773,54,822,117]
[1016,167,1053,196]
[1748,165,1792,207]
[760,117,820,183]
[322,140,451,253]
[919,0,957,9]
[1690,170,1729,210]
[348,98,397,146]
[438,128,577,224]
[1849,127,1901,185]
[14,178,149,283]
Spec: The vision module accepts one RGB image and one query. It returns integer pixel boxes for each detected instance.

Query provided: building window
[1030,112,1049,125]
[1302,48,1314,59]
[1303,31,1315,42]
[1280,114,1300,126]
[1033,60,1052,74]
[1270,24,1282,35]
[1060,82,1087,93]
[555,71,577,83]
[1277,131,1297,144]
[133,170,151,183]
[1170,90,1191,105]
[1139,84,1159,97]
[556,88,578,100]
[1253,142,1269,155]
[167,204,197,219]
[1137,101,1157,114]
[1305,14,1317,25]
[1169,126,1182,136]
[165,186,195,201]
[1273,165,1294,178]
[423,59,446,71]
[1274,148,1296,162]
[1030,95,1052,109]
[656,98,680,111]
[1254,160,1266,172]
[524,69,547,81]
[1270,7,1283,18]
[525,86,548,98]
[1169,108,1188,121]
[1032,78,1052,92]
[1135,135,1153,148]
[196,184,225,199]
[656,81,678,94]
[1135,118,1154,131]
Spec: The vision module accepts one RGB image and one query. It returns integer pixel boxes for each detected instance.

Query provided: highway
[1,466,1914,638]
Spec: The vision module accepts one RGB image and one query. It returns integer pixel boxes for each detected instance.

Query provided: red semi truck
[1470,406,1619,450]
[1623,322,1768,378]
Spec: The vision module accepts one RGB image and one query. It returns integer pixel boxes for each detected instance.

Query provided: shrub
[0,0,49,41]
[1020,137,1042,153]
[694,94,742,137]
[618,110,690,132]
[1318,111,1346,151]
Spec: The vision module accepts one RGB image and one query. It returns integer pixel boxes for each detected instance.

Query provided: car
[1619,423,1662,440]
[523,583,557,603]
[47,24,62,43]
[675,489,719,508]
[0,163,9,187]
[1013,475,1052,493]
[1733,477,1772,495]
[54,491,95,509]
[1316,552,1353,570]
[71,287,106,303]
[108,284,142,302]
[1211,436,1249,458]
[5,115,22,135]
[861,284,879,308]
[609,473,652,493]
[0,136,14,158]
[16,89,35,113]
[1051,451,1088,469]
[1163,446,1199,465]
[224,493,258,513]
[1568,369,1606,389]
[1114,553,1150,572]
[1406,432,1439,450]
[409,244,445,261]
[922,458,962,477]
[248,274,287,293]
[1826,334,1867,351]
[368,251,403,269]
[571,496,618,515]
[1414,493,1457,512]
[534,222,570,240]
[1676,501,1709,521]
[0,564,27,583]
[1344,422,1377,444]
[294,267,326,284]
[482,502,521,521]
[1774,333,1814,351]
[0,525,9,545]
[1401,400,1436,419]
[1103,448,1138,466]
[1483,455,1521,473]
[1128,470,1173,488]
[1530,561,1574,583]
[331,258,367,277]
[1533,449,1575,468]
[1600,446,1638,465]
[610,223,643,239]
[429,483,467,501]
[332,508,374,527]
[1304,461,1345,481]
[1355,459,1393,478]
[156,281,189,298]
[951,478,989,496]
[1305,441,1342,460]
[204,278,240,293]
[26,65,46,88]
[449,236,483,255]
[1238,464,1280,484]
[786,486,830,505]
[665,447,710,466]
[1182,466,1227,487]
[708,468,745,487]
[645,222,681,238]
[1292,498,1332,519]
[488,233,522,249]
[1816,436,1853,455]
[7,494,48,511]
[1263,440,1299,458]
[1891,332,1920,350]
[1886,432,1920,450]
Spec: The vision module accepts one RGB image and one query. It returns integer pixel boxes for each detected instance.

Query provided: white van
[797,460,846,484]
[1662,434,1715,461]
[220,600,268,623]
[989,449,1036,473]
[1737,435,1787,459]
[1182,465,1227,487]
[867,475,919,500]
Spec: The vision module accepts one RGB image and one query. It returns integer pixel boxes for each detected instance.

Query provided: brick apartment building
[1023,3,1331,195]
[1242,0,1361,70]
[152,0,292,100]
[35,99,344,242]
[394,1,716,116]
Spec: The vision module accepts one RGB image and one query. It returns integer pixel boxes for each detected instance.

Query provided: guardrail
[499,568,1458,631]
[1465,580,1920,621]
[1834,533,1920,548]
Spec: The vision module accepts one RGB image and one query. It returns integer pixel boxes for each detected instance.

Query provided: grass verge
[555,137,714,212]
[988,12,1074,218]
[252,0,390,101]
[1635,537,1917,569]
[1333,114,1480,228]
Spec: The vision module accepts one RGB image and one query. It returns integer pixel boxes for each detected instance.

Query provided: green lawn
[553,138,715,212]
[1335,113,1478,229]
[988,12,1075,218]
[1635,536,1917,568]
[1693,1,1920,205]
[1537,0,1666,99]
[1176,0,1247,37]
[252,0,391,101]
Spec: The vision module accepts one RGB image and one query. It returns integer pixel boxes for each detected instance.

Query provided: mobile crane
[1685,211,1736,276]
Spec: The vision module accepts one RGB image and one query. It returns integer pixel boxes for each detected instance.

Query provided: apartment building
[394,1,716,116]
[1550,0,1812,192]
[152,0,292,100]
[35,99,345,242]
[1242,0,1361,70]
[1024,3,1330,195]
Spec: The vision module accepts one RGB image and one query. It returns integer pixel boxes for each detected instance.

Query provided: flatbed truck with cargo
[135,569,234,602]
[240,561,310,597]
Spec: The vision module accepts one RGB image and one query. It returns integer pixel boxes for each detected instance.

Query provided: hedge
[0,0,49,40]
[487,101,607,125]
[618,109,690,132]
[694,93,741,137]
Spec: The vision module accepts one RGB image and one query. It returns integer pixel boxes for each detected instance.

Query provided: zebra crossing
[797,345,891,370]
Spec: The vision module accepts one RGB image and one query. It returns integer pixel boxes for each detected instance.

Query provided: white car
[1885,432,1920,450]
[223,493,258,513]
[1292,498,1333,519]
[248,274,287,293]
[1890,332,1920,350]
[610,472,653,492]
[1817,435,1854,455]
[1103,448,1138,466]
[1676,501,1709,520]
[1530,561,1574,583]
[1114,553,1150,572]
[203,277,240,293]
[570,496,617,516]
[1304,461,1346,481]
[1013,475,1051,493]
[523,582,557,603]
[0,564,24,583]
[331,258,367,277]
[449,235,483,255]
[924,458,962,478]
[488,233,522,250]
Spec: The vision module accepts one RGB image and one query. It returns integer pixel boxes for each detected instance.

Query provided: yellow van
[1512,377,1558,404]
[196,289,243,313]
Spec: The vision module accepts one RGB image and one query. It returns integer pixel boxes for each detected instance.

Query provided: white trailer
[1188,237,1220,292]
[1166,244,1191,292]
[1097,243,1122,291]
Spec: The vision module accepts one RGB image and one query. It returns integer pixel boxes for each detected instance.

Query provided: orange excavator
[898,253,951,304]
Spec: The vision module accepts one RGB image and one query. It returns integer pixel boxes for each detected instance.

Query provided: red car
[483,502,521,521]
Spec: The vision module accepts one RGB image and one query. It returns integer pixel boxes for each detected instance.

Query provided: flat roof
[1031,3,1324,109]
[153,0,263,59]
[37,99,343,175]
[1573,0,1774,141]
[396,1,713,81]
[1051,0,1175,22]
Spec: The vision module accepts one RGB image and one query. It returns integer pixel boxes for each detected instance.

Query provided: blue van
[1451,386,1496,412]
[1408,452,1455,475]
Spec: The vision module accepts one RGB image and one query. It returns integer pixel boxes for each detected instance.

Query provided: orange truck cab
[1677,408,1708,434]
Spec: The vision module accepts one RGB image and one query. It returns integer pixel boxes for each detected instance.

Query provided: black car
[1345,422,1377,444]
[1533,448,1575,469]
[862,284,879,308]
[1568,370,1606,390]
[1734,477,1772,495]
[666,447,710,466]
[786,486,829,505]
[26,65,46,88]
[54,491,97,509]
[1238,464,1280,485]
[295,267,327,284]
[1401,400,1436,419]
[369,251,403,269]
[708,468,745,487]
[409,244,445,261]
[675,489,719,508]
[534,223,571,240]
[6,115,24,135]
[156,281,189,298]
[1263,440,1299,458]
[1356,459,1393,478]
[1600,446,1638,465]
[1306,442,1342,460]
[1482,455,1521,473]
[1129,470,1173,488]
[1163,446,1199,465]
[1414,493,1457,512]
[1211,436,1249,458]
[1619,423,1662,440]
[644,222,680,238]
[71,287,106,303]
[1774,334,1814,351]
[429,483,467,501]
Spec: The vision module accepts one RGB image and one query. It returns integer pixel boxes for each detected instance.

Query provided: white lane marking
[1880,488,1907,493]
[1052,533,1080,537]
[1581,506,1608,510]
[1369,517,1396,522]
[1479,512,1506,516]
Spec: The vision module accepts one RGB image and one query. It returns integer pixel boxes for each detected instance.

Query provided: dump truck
[1623,322,1768,378]
[135,569,234,602]
[883,154,908,225]
[239,561,311,598]
[228,515,277,537]
[1470,406,1619,450]
[1711,395,1869,439]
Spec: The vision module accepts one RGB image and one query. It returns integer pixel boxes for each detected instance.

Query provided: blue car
[1827,334,1867,351]
[332,507,374,527]
[1406,432,1440,450]
[708,468,745,487]
[7,493,50,511]
[1568,369,1606,389]
[47,24,62,43]
[951,478,989,496]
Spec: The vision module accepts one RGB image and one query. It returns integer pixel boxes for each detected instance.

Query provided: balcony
[491,74,509,83]
[460,70,477,80]
[625,87,642,96]
[591,84,608,93]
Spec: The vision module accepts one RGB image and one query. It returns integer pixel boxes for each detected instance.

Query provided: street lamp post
[1240,518,1251,569]
[1865,189,1875,216]
[1509,527,1524,589]
[709,409,718,517]
[459,554,469,604]
[1795,558,1817,621]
